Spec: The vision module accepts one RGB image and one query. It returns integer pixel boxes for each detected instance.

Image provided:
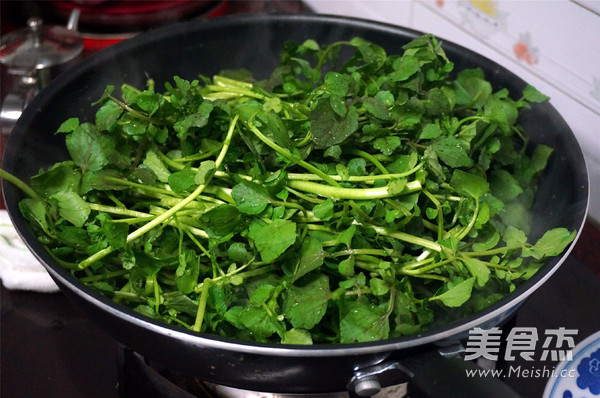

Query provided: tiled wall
[304,0,600,223]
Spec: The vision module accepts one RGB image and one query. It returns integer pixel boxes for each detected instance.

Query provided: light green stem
[78,115,238,269]
[192,278,211,332]
[287,179,422,200]
[0,168,41,201]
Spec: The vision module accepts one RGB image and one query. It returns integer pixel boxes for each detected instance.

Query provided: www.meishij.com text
[466,365,576,379]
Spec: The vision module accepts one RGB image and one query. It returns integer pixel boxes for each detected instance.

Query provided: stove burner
[115,315,519,398]
[116,346,358,398]
[114,314,518,398]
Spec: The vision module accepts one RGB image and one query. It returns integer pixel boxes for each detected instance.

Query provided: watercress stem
[78,115,238,269]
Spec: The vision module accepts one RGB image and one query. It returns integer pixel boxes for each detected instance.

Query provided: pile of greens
[1,34,576,344]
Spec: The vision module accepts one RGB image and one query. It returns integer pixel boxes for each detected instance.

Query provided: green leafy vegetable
[0,33,576,345]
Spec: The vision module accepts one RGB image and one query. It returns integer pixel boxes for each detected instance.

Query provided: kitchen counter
[2,221,599,398]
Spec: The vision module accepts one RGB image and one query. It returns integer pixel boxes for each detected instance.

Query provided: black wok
[1,14,589,397]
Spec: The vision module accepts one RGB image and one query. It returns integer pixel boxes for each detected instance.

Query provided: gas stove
[1,4,599,397]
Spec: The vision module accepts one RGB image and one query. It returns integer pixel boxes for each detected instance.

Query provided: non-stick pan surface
[1,14,588,394]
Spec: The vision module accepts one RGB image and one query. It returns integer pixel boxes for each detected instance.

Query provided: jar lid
[0,17,83,71]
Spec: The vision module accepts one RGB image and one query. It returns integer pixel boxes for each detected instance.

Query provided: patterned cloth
[0,210,59,293]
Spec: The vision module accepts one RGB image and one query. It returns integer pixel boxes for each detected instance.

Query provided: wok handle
[404,350,522,398]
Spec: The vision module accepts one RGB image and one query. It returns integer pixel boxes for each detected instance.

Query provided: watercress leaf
[283,274,329,329]
[462,257,490,287]
[208,284,228,315]
[450,169,489,200]
[362,96,390,120]
[431,277,475,307]
[176,251,200,294]
[339,296,390,343]
[471,228,500,252]
[248,219,296,263]
[120,113,148,137]
[100,217,128,249]
[324,145,342,160]
[453,68,492,108]
[292,57,321,83]
[338,256,355,277]
[293,237,326,281]
[324,71,350,96]
[142,151,170,183]
[232,180,271,215]
[250,284,275,305]
[18,198,50,234]
[57,225,91,252]
[391,55,420,81]
[310,99,358,148]
[134,305,155,318]
[336,163,349,181]
[419,123,442,139]
[515,144,553,186]
[500,202,532,235]
[336,224,357,248]
[348,157,367,176]
[369,278,390,296]
[312,198,334,221]
[30,161,81,198]
[66,123,114,173]
[503,225,527,247]
[484,96,518,134]
[391,97,424,128]
[135,91,162,115]
[81,169,126,194]
[423,146,446,182]
[51,191,91,227]
[530,228,576,260]
[164,294,198,317]
[432,136,473,168]
[224,306,244,329]
[168,168,197,193]
[227,242,253,264]
[350,37,387,70]
[174,101,214,139]
[490,169,523,201]
[201,204,244,238]
[282,328,313,345]
[522,85,550,103]
[373,136,402,156]
[118,246,136,270]
[56,117,80,134]
[95,100,123,131]
[195,160,216,185]
[239,306,279,341]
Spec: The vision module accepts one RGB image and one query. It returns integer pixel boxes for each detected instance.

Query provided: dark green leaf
[66,123,114,172]
[283,274,330,329]
[431,277,475,307]
[51,191,90,227]
[310,99,358,148]
[339,296,390,343]
[232,180,271,215]
[432,136,473,168]
[522,85,550,103]
[450,169,489,200]
[168,169,197,193]
[248,219,296,263]
[293,237,325,281]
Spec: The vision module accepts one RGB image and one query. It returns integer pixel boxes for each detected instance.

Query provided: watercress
[0,34,576,344]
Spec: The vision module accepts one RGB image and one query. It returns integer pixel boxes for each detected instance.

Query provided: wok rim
[1,13,590,358]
